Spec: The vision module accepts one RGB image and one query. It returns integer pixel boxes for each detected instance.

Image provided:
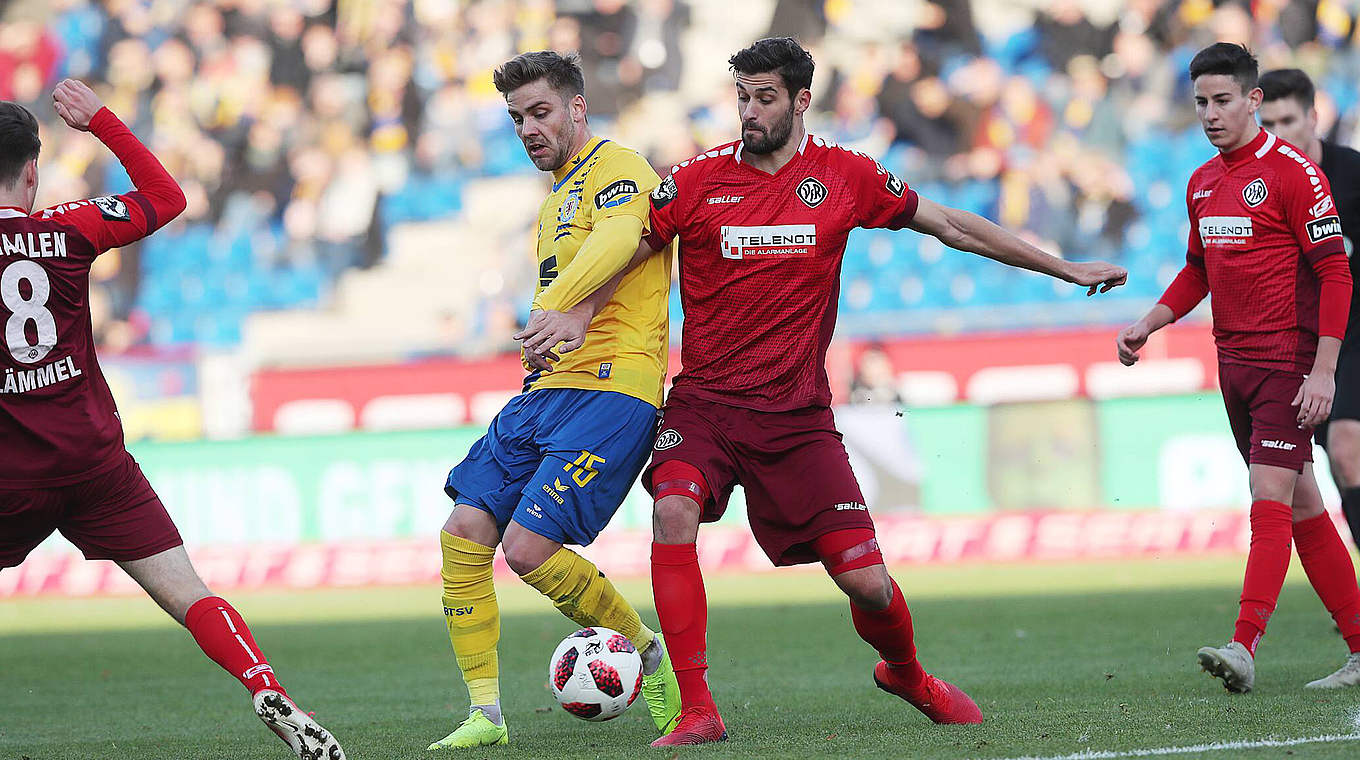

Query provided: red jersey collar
[1221,128,1274,165]
[734,130,810,165]
[0,206,29,218]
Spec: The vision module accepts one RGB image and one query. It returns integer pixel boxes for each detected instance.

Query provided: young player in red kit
[0,81,346,759]
[525,38,1126,746]
[1118,44,1360,692]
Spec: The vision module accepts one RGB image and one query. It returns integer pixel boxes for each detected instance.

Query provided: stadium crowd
[2,0,1358,352]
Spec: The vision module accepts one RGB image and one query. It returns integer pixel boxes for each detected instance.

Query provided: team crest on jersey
[594,179,638,209]
[884,172,905,198]
[558,193,581,224]
[92,196,130,221]
[652,175,678,209]
[796,177,828,208]
[654,429,683,450]
[1242,178,1268,208]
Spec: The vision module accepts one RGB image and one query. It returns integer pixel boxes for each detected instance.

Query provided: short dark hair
[493,51,585,99]
[0,101,40,188]
[1188,42,1258,93]
[1259,68,1315,109]
[729,37,815,96]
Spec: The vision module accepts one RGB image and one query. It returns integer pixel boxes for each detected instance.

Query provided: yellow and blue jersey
[527,136,671,408]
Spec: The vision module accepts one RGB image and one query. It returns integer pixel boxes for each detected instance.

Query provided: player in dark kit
[0,81,346,759]
[1258,68,1360,553]
[1118,44,1360,692]
[521,37,1125,746]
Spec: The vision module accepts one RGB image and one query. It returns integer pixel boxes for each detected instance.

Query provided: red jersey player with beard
[519,38,1125,746]
[1118,44,1359,693]
[0,81,345,759]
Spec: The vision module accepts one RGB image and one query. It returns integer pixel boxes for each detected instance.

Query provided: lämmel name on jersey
[1,355,83,394]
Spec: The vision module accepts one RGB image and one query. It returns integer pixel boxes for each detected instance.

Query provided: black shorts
[1317,341,1360,449]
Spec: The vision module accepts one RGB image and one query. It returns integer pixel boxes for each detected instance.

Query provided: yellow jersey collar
[552,136,609,192]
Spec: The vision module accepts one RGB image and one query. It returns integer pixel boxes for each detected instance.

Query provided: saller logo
[1242,178,1268,208]
[1307,215,1342,244]
[1261,440,1297,451]
[654,428,683,450]
[796,177,828,208]
[594,179,639,209]
[721,224,817,260]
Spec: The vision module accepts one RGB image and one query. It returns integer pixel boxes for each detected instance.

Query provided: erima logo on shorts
[1242,178,1268,208]
[1307,215,1342,244]
[720,224,816,260]
[1261,440,1298,451]
[796,177,828,208]
[93,196,130,221]
[654,429,683,450]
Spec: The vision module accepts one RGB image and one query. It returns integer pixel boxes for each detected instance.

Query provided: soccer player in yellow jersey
[428,51,679,751]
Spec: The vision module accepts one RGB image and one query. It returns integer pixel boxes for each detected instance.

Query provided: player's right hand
[1070,261,1128,296]
[1116,322,1149,366]
[52,79,104,131]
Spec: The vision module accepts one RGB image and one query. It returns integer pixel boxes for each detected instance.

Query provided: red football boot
[649,706,728,747]
[873,661,984,724]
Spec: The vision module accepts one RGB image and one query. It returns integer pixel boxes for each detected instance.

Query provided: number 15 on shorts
[564,450,606,488]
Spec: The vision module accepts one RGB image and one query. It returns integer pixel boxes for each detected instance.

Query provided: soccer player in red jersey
[0,81,346,759]
[1118,44,1359,692]
[523,37,1125,746]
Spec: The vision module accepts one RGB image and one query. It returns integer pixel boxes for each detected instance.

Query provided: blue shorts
[445,388,658,546]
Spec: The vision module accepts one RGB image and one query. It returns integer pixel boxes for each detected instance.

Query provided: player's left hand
[1292,372,1335,429]
[515,308,591,358]
[1069,261,1128,296]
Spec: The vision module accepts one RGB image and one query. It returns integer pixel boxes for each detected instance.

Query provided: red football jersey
[646,134,918,411]
[0,108,186,488]
[1183,129,1347,371]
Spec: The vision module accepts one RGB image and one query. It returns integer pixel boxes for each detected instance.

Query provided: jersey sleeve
[37,108,187,256]
[1282,160,1346,265]
[1158,183,1210,320]
[588,149,659,223]
[644,170,683,252]
[840,150,920,230]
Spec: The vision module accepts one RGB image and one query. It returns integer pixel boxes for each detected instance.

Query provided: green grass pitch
[3,557,1359,759]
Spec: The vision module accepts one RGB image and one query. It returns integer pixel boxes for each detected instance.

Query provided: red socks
[1294,512,1360,653]
[850,578,927,690]
[1233,500,1293,656]
[651,542,716,712]
[184,596,284,696]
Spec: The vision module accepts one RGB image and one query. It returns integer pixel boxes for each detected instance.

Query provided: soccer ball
[548,626,643,721]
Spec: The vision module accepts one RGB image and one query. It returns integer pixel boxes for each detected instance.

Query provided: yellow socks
[521,547,656,653]
[440,530,501,710]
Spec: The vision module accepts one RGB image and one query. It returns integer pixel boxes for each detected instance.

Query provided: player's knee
[1329,424,1360,487]
[837,567,893,610]
[653,496,701,543]
[501,530,558,577]
[443,504,499,547]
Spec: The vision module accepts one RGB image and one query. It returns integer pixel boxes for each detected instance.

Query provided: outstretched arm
[906,196,1127,295]
[42,79,186,252]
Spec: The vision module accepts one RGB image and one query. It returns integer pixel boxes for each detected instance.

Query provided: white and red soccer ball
[548,626,643,721]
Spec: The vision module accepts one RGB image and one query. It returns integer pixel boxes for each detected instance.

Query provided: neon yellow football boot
[427,709,508,750]
[641,634,682,734]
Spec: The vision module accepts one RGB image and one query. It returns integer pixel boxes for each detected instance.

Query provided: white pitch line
[984,732,1360,760]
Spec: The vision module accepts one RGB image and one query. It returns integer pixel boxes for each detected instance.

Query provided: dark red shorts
[0,452,182,568]
[643,394,873,566]
[1219,361,1313,472]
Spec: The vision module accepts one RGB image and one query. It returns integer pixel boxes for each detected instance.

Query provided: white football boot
[254,689,347,760]
[1305,652,1360,689]
[1196,642,1255,693]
